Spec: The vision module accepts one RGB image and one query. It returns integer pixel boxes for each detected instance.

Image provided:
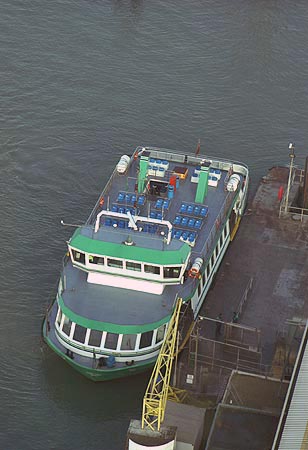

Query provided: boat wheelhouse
[43,146,249,381]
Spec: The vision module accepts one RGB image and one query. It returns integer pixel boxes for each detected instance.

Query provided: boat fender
[106,355,116,368]
[125,360,135,366]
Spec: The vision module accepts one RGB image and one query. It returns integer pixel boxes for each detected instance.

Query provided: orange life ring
[188,267,199,278]
[99,197,104,206]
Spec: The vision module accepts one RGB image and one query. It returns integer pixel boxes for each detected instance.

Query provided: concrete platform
[202,166,308,364]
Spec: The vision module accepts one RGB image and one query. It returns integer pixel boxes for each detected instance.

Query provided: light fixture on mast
[284,143,296,214]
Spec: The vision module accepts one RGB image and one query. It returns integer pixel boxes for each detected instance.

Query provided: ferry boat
[42,146,249,381]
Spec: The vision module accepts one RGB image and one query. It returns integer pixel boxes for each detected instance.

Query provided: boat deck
[84,147,240,258]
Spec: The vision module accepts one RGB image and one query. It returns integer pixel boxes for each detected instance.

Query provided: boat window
[58,279,63,296]
[211,255,214,267]
[140,331,154,349]
[56,309,62,327]
[120,334,137,351]
[88,329,103,347]
[155,325,166,344]
[220,235,224,248]
[62,317,72,336]
[163,266,181,279]
[107,258,123,269]
[72,250,85,264]
[126,262,142,272]
[89,255,105,265]
[73,324,87,344]
[144,265,160,275]
[105,332,118,350]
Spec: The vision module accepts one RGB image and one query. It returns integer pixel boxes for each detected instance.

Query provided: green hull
[42,319,155,382]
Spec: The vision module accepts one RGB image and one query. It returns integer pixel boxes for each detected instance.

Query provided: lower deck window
[88,329,102,347]
[140,331,154,348]
[144,265,160,275]
[121,334,137,350]
[163,266,181,279]
[198,283,202,296]
[89,255,105,265]
[107,258,123,269]
[73,324,87,343]
[155,325,166,344]
[56,309,62,327]
[105,332,118,350]
[72,250,85,264]
[62,317,72,336]
[202,272,206,286]
[126,262,142,272]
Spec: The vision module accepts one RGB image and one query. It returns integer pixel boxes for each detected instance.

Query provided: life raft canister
[188,257,203,278]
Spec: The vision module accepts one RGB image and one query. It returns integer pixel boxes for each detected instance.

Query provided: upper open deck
[80,146,248,260]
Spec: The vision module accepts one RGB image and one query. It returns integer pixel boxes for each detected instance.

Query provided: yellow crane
[141,297,187,432]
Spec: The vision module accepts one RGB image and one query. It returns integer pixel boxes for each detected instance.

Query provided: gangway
[141,297,184,432]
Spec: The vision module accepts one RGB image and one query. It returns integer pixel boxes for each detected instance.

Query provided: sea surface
[1,0,308,448]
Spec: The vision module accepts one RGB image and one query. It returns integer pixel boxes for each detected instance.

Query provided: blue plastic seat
[118,207,125,214]
[150,211,157,219]
[105,218,112,226]
[194,206,200,216]
[175,230,182,239]
[162,200,169,209]
[137,195,145,205]
[131,194,137,204]
[112,219,118,227]
[189,232,196,242]
[188,218,195,228]
[125,194,131,203]
[180,203,187,213]
[117,192,125,202]
[182,232,189,240]
[181,217,188,226]
[194,220,202,229]
[187,205,194,214]
[111,205,118,212]
[119,220,126,229]
[156,213,163,220]
[200,207,208,217]
[174,216,181,225]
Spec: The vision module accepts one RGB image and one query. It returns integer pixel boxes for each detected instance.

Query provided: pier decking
[127,165,308,450]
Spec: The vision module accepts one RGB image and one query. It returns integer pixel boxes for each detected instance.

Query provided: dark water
[1,0,308,448]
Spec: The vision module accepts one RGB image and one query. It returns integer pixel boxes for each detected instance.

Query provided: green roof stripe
[58,295,171,334]
[69,230,190,265]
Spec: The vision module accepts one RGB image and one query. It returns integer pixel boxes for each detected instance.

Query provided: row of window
[56,308,167,352]
[197,222,229,297]
[71,249,181,279]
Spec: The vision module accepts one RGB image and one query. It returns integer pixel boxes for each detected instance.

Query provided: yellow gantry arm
[141,297,183,432]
